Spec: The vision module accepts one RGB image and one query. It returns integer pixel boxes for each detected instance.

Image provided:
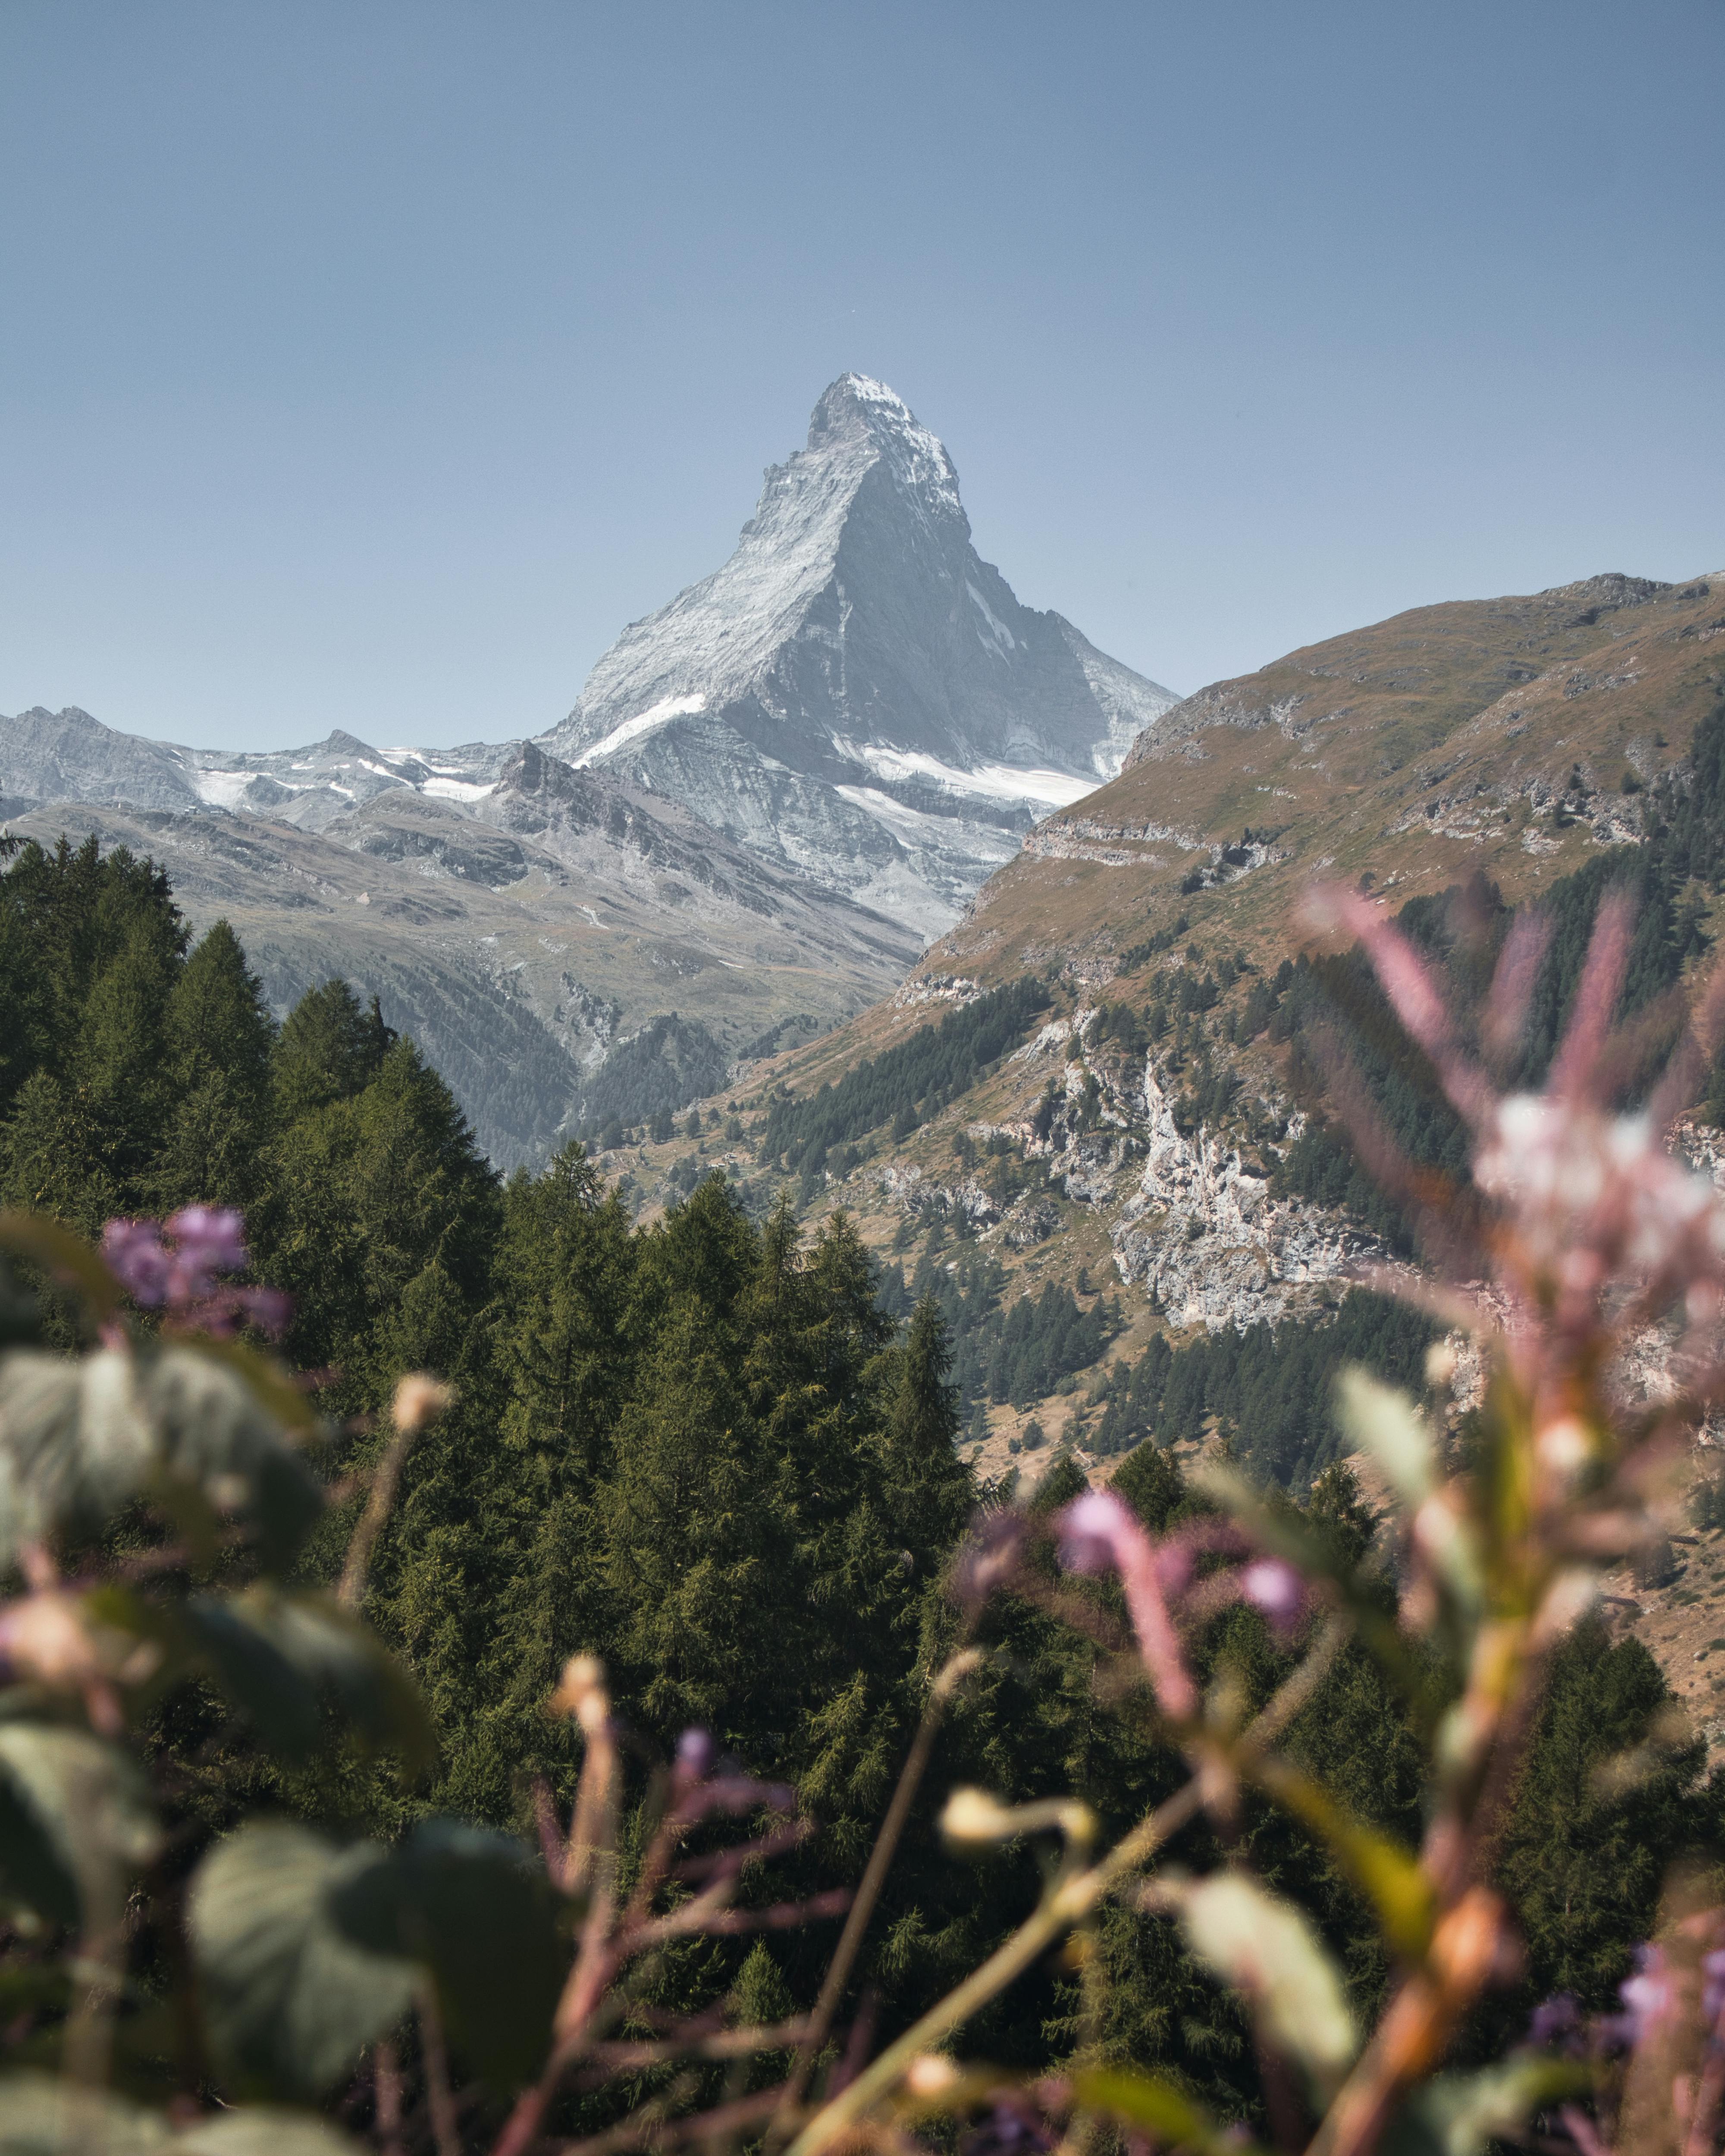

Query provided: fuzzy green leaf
[178,2114,367,2156]
[0,2071,167,2155]
[1072,2067,1267,2156]
[1335,1368,1436,1511]
[1252,1755,1435,1960]
[1176,1869,1358,2095]
[188,1823,417,2099]
[0,1722,160,1929]
[330,1820,563,2087]
[182,1590,436,1772]
[1381,2057,1591,2156]
[0,1343,322,1570]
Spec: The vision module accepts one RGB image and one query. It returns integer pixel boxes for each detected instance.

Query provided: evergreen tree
[272,979,392,1122]
[601,1292,774,1738]
[152,921,279,1208]
[880,1297,970,1553]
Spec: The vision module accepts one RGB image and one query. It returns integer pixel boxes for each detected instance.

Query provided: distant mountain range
[0,718,919,1164]
[1,375,1173,1162]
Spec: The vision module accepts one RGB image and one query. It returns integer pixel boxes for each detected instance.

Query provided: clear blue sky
[2,1,1720,752]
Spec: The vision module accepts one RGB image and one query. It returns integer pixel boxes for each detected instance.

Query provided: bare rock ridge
[541,373,1177,937]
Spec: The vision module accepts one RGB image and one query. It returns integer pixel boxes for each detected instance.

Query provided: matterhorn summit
[542,374,1176,937]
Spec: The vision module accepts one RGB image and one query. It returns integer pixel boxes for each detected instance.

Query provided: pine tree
[601,1293,775,1739]
[168,921,276,1098]
[272,979,392,1122]
[881,1297,971,1555]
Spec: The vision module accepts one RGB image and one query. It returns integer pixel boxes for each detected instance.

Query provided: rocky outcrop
[1110,1064,1374,1326]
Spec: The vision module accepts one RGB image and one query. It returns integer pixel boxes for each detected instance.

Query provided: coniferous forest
[0,820,1718,2136]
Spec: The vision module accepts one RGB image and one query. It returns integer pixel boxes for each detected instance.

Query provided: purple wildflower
[164,1206,249,1301]
[100,1208,289,1338]
[102,1219,173,1308]
[1616,1946,1674,2049]
[235,1286,293,1340]
[1527,1993,1581,2050]
[674,1728,715,1784]
[1704,1948,1725,2028]
[1240,1557,1306,1639]
[960,2100,1054,2156]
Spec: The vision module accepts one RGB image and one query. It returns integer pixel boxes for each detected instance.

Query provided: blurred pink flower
[1057,1491,1197,1720]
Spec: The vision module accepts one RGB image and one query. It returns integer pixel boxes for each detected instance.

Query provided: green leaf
[227,1590,437,1774]
[0,1723,160,1929]
[1071,2067,1267,2156]
[1334,1369,1484,1614]
[0,1212,125,1321]
[177,2114,367,2156]
[1175,1869,1358,2096]
[1380,2057,1591,2156]
[188,1823,417,2099]
[0,1349,156,1557]
[1252,1756,1435,1962]
[0,2071,167,2155]
[178,1596,323,1759]
[331,1820,564,2087]
[1335,1368,1436,1511]
[0,1343,323,1569]
[0,2079,370,2156]
[188,1337,320,1441]
[141,1348,323,1573]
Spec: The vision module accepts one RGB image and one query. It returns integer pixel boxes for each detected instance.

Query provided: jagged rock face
[542,374,1176,937]
[0,706,204,815]
[1110,1066,1375,1326]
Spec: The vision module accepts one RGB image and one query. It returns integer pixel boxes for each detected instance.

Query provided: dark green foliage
[1494,1621,1720,2009]
[363,1180,973,1844]
[1089,1001,1148,1056]
[1109,1436,1190,1532]
[0,835,192,1227]
[155,922,279,1209]
[760,978,1050,1177]
[879,1244,1124,1419]
[272,979,392,1121]
[1088,1290,1434,1487]
[579,1012,728,1138]
[1114,914,1190,978]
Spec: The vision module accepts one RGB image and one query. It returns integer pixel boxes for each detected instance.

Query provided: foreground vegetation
[1,818,1725,2155]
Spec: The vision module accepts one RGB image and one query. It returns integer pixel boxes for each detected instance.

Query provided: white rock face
[1112,1062,1375,1328]
[542,375,1177,938]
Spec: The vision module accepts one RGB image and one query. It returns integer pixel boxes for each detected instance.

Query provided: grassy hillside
[618,569,1725,1494]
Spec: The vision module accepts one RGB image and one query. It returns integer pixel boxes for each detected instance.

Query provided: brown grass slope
[943,568,1724,990]
[624,569,1725,1488]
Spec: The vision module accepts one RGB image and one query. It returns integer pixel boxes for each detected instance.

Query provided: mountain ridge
[0,714,919,1166]
[634,566,1725,1484]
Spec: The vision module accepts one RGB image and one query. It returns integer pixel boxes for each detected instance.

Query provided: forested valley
[0,824,1717,2123]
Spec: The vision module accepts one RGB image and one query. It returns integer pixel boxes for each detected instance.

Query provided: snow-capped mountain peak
[542,375,1177,938]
